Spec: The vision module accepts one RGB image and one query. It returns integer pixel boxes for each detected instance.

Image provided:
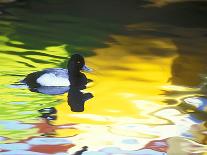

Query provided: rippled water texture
[0,0,207,154]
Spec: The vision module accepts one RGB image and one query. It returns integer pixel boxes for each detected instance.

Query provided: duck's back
[22,68,70,87]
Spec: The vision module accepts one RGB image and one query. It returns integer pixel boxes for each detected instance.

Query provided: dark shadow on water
[168,36,207,89]
[2,49,67,59]
[1,0,207,67]
[6,0,207,28]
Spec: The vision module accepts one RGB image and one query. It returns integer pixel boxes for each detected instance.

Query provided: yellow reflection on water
[54,34,179,134]
[52,25,207,152]
[1,16,206,152]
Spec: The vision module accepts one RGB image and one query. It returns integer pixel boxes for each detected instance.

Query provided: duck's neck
[68,67,81,85]
[69,68,80,76]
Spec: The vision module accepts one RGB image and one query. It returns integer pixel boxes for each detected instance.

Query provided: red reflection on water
[30,144,74,154]
[143,139,168,152]
[34,118,76,134]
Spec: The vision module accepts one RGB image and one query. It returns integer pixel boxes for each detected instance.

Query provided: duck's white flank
[37,73,70,86]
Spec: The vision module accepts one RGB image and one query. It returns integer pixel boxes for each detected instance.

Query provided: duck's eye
[77,61,81,64]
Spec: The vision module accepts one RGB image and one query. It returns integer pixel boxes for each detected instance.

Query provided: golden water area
[0,0,207,155]
[54,26,207,154]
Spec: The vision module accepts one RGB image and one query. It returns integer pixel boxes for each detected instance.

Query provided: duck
[21,54,91,88]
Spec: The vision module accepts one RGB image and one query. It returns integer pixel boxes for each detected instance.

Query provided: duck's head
[68,54,91,75]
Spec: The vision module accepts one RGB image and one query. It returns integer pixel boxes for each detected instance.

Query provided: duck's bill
[82,65,93,72]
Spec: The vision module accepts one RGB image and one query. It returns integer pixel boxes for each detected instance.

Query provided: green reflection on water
[0,1,124,144]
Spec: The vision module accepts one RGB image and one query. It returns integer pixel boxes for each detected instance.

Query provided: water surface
[0,0,207,154]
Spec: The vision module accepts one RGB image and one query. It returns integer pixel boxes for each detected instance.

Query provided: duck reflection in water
[31,72,93,112]
[68,74,93,112]
[39,107,57,121]
[26,54,93,112]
